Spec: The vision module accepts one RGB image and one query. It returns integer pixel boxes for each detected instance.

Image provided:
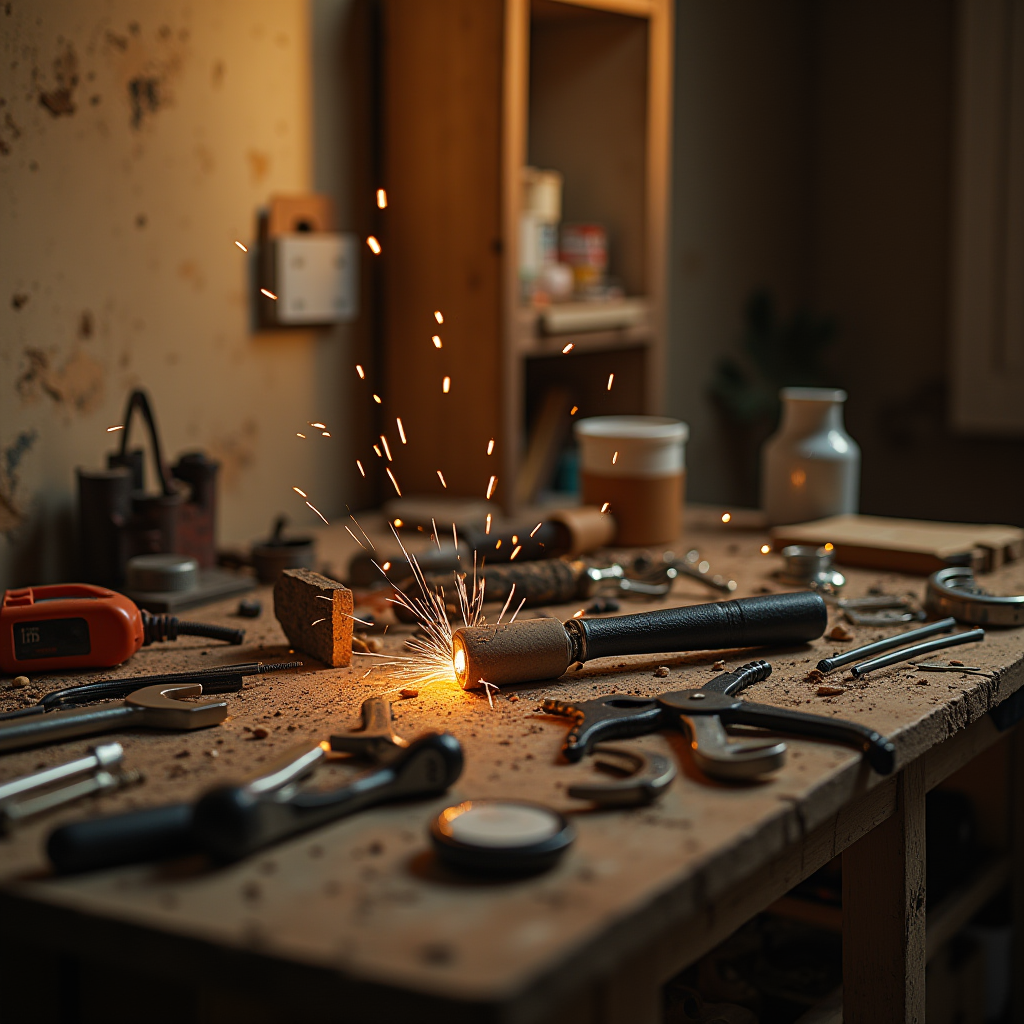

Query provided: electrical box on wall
[257,194,359,327]
[274,234,358,324]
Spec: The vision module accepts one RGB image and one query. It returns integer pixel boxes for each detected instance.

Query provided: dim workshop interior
[2,2,1024,1023]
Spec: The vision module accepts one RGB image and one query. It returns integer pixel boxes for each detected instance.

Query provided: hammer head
[451,618,573,689]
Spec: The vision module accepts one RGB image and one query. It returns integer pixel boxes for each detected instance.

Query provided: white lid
[574,416,688,478]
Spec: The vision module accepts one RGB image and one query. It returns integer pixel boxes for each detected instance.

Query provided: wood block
[273,568,353,667]
[771,514,1024,575]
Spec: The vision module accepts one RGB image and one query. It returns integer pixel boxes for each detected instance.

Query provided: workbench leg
[1011,727,1024,1023]
[841,761,926,1024]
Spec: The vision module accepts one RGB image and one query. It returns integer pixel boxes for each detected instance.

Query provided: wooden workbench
[1,510,1022,1023]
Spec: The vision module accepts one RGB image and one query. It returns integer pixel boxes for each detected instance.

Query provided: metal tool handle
[0,704,136,753]
[412,560,586,610]
[817,618,957,674]
[578,592,828,662]
[730,700,896,775]
[48,803,195,873]
[192,732,464,862]
[850,629,985,678]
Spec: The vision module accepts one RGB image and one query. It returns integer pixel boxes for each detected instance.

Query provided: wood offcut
[273,568,353,667]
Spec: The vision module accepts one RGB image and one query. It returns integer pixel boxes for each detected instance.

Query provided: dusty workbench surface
[2,508,1023,1021]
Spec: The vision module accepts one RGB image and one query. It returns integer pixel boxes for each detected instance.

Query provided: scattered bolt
[9,676,29,689]
[654,666,670,678]
[712,660,726,671]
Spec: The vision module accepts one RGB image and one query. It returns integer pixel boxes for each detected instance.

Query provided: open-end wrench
[0,683,228,754]
[329,696,409,761]
[193,732,463,862]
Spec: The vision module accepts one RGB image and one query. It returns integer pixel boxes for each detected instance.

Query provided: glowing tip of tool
[453,644,467,683]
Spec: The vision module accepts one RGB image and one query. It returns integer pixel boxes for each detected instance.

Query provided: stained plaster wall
[0,0,361,590]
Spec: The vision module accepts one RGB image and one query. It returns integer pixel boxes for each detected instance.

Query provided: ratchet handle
[193,732,464,861]
[580,592,828,662]
[47,803,195,873]
[731,701,896,775]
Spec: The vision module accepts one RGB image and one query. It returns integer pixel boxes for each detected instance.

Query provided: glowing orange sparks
[311,422,326,429]
[495,538,502,550]
[442,376,451,393]
[607,373,614,391]
[366,236,381,254]
[432,335,442,349]
[612,451,618,465]
[376,188,387,209]
[305,501,329,525]
[486,475,497,500]
[562,343,574,354]
[437,470,447,488]
[261,288,278,300]
[322,431,331,437]
[572,609,585,618]
[760,544,771,554]
[373,394,382,404]
[600,502,610,513]
[721,512,731,523]
[397,418,407,444]
[356,364,365,379]
[530,522,542,537]
[382,561,391,572]
[106,425,124,432]
[510,545,522,560]
[293,486,307,498]
[434,310,444,324]
[485,513,492,535]
[381,435,393,461]
[570,405,578,415]
[373,444,382,457]
[486,438,494,455]
[235,240,248,252]
[386,467,402,495]
[296,432,306,439]
[356,459,365,477]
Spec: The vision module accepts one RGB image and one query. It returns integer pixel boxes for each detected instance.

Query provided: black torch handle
[579,592,828,661]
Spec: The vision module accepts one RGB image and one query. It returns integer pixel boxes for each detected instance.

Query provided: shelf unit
[380,0,673,510]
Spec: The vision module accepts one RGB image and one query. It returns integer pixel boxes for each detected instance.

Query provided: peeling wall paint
[0,0,358,587]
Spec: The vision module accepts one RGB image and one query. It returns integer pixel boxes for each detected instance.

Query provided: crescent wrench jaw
[677,714,788,781]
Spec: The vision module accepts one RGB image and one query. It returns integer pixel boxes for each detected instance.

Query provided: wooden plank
[842,761,926,1024]
[382,0,504,497]
[770,513,1024,574]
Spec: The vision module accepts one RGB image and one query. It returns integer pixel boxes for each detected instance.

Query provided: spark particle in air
[376,188,387,209]
[235,240,248,252]
[261,288,278,300]
[356,459,365,477]
[366,236,381,254]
